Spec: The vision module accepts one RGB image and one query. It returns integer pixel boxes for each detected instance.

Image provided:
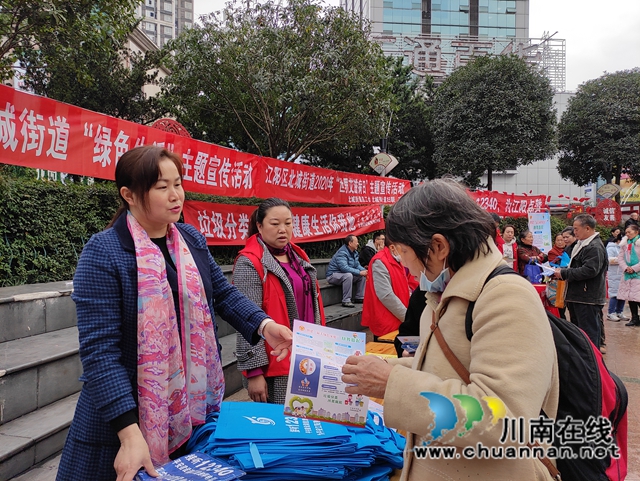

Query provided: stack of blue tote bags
[186,402,405,481]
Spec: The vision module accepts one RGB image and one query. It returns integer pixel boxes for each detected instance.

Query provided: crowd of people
[58,145,631,481]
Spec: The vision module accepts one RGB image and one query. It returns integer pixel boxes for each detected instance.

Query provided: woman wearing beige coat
[342,179,559,481]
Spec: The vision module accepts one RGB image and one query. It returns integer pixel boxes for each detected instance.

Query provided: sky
[193,0,640,92]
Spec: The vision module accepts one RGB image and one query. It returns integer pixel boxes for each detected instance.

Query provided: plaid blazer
[66,214,266,446]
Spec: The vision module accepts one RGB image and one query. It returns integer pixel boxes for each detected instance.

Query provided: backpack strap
[430,312,471,384]
[465,264,519,341]
[432,264,562,481]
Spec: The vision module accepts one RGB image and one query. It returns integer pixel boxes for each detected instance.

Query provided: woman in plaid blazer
[56,146,292,481]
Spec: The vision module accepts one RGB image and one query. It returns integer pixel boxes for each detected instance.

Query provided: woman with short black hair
[341,179,559,481]
[517,229,547,277]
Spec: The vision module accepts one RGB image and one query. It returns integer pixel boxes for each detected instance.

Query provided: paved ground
[14,320,640,480]
[603,309,640,480]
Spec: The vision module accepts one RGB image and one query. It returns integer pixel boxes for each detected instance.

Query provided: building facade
[343,0,529,38]
[137,0,194,48]
[344,0,565,91]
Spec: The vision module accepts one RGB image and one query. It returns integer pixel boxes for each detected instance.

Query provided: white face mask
[419,257,450,293]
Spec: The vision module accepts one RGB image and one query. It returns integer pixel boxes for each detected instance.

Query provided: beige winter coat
[384,238,560,481]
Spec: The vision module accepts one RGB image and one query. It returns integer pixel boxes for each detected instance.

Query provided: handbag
[546,279,558,305]
[554,279,567,308]
[523,262,543,284]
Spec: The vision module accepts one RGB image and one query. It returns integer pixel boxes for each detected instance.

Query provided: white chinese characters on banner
[187,151,252,190]
[0,102,18,151]
[263,164,406,204]
[468,191,548,218]
[603,207,616,222]
[265,165,335,192]
[184,201,384,245]
[83,123,132,167]
[0,85,411,204]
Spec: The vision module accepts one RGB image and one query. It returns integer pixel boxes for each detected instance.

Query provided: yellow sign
[596,183,621,199]
[369,153,398,176]
[620,178,640,203]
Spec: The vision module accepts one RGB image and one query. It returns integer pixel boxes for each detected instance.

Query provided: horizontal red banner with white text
[468,190,548,217]
[0,85,410,205]
[183,201,385,245]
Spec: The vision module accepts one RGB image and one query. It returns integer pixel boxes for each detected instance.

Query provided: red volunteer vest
[236,235,325,377]
[361,247,411,337]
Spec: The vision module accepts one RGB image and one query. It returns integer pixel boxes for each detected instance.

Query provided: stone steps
[0,258,366,479]
[0,394,79,481]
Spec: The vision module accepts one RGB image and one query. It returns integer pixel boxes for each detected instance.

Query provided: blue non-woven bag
[187,403,404,480]
[523,262,543,283]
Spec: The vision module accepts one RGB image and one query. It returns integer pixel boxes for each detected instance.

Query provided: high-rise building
[342,0,583,203]
[342,0,565,92]
[344,0,529,40]
[136,0,194,48]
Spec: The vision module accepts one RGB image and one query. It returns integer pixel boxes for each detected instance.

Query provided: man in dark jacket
[326,235,367,307]
[624,212,639,230]
[360,232,385,267]
[554,214,608,349]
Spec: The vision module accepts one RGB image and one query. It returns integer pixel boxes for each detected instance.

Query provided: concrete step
[0,328,82,426]
[1,303,363,480]
[0,283,76,343]
[0,393,79,481]
[0,260,332,344]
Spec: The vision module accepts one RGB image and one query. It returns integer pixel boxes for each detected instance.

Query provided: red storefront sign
[0,85,410,205]
[182,201,385,246]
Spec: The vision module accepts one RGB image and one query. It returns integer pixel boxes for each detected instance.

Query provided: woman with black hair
[341,179,559,481]
[517,229,547,277]
[56,146,292,481]
[234,198,325,404]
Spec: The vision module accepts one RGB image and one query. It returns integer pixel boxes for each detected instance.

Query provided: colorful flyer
[284,320,368,427]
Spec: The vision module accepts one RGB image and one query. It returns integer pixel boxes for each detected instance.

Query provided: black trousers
[566,302,603,349]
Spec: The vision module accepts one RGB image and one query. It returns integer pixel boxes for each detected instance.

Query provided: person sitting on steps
[326,234,367,308]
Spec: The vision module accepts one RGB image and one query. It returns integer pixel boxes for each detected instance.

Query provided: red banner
[467,190,548,217]
[0,85,410,205]
[260,156,408,205]
[183,201,385,245]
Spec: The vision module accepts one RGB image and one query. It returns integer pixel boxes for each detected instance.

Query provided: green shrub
[0,177,119,286]
[0,177,351,286]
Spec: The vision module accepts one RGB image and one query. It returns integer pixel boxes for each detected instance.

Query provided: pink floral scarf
[127,213,224,466]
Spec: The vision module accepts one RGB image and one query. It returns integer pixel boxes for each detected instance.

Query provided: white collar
[570,232,599,264]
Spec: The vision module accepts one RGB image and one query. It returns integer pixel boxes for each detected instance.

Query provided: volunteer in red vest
[234,198,325,404]
[361,242,413,340]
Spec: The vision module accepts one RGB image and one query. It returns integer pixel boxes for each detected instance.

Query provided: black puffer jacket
[560,236,608,305]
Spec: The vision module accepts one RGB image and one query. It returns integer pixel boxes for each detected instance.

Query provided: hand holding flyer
[284,320,369,427]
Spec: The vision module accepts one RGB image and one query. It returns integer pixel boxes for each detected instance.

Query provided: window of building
[145,21,156,31]
[147,0,154,5]
[185,1,192,8]
[185,11,192,19]
[147,11,155,18]
[163,1,172,12]
[184,21,192,29]
[162,13,172,22]
[163,25,173,36]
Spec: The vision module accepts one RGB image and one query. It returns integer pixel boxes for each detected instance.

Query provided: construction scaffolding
[371,32,567,92]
